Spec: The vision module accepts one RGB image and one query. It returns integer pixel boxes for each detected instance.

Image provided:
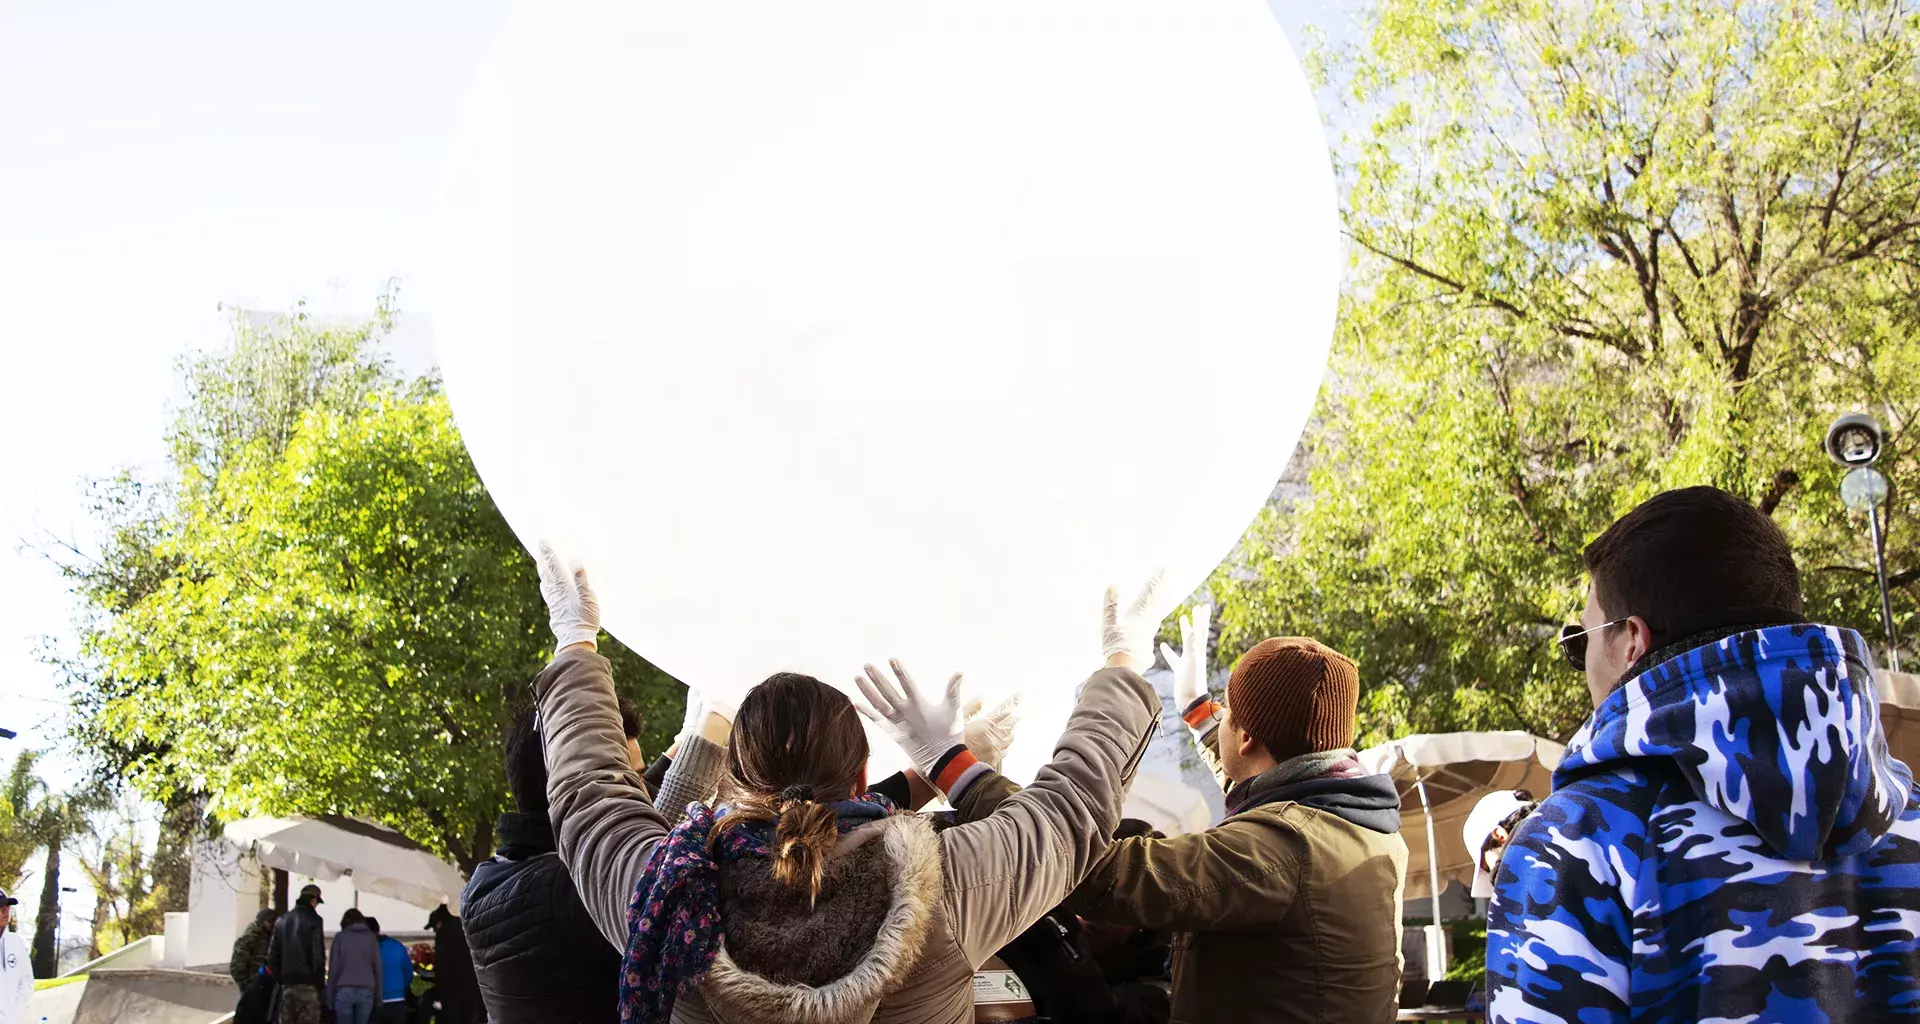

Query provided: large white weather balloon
[436,0,1339,780]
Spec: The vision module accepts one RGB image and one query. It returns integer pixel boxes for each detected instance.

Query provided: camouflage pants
[277,985,323,1024]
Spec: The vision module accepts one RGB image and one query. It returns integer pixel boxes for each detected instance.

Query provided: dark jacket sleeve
[309,919,326,990]
[869,772,913,808]
[642,753,673,796]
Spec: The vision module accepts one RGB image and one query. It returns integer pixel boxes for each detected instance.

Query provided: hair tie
[779,784,816,804]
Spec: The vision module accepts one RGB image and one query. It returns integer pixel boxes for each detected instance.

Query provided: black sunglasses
[1556,618,1631,671]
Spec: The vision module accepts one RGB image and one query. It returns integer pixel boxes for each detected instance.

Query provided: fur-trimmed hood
[696,812,943,1024]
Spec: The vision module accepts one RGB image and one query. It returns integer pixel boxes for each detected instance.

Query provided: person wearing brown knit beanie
[1215,636,1360,781]
[950,614,1410,1024]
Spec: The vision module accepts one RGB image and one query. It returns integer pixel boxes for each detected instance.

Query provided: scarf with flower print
[618,793,897,1023]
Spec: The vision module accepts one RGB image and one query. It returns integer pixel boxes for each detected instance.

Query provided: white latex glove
[672,685,705,748]
[961,694,1022,772]
[1102,570,1168,673]
[537,541,601,651]
[854,659,965,776]
[1160,605,1214,708]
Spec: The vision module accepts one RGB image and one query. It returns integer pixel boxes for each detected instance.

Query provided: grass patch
[34,972,88,991]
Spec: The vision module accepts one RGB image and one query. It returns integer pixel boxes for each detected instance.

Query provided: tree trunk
[88,860,115,960]
[30,834,61,977]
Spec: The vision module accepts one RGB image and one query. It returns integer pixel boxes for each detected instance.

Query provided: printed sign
[972,970,1030,1005]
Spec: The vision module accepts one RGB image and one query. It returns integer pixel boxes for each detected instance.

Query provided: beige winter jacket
[533,647,1159,1024]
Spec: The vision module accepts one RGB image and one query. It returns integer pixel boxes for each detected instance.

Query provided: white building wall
[186,837,265,969]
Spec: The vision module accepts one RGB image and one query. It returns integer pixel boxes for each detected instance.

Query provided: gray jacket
[533,647,1158,1024]
[326,923,382,1004]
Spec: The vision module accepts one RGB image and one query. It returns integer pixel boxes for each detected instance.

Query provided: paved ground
[27,976,89,1024]
[62,967,237,1024]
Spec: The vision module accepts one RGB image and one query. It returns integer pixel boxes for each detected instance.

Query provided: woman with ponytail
[530,543,1165,1024]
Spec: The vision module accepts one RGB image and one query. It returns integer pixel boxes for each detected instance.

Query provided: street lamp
[1827,412,1900,671]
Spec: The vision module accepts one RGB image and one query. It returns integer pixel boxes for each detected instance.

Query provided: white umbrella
[1122,771,1213,836]
[224,815,467,911]
[1357,732,1563,917]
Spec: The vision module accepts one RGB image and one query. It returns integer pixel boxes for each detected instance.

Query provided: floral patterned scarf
[618,793,897,1023]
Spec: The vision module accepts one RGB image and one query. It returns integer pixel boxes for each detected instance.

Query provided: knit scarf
[1225,747,1363,816]
[618,793,897,1024]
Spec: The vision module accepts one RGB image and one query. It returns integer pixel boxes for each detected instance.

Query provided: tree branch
[1814,564,1920,589]
[1756,469,1800,516]
[1346,230,1615,346]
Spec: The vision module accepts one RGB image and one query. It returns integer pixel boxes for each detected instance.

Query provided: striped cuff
[929,745,993,803]
[1182,695,1223,731]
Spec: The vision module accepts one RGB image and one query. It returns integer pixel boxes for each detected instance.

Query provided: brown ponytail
[711,673,870,905]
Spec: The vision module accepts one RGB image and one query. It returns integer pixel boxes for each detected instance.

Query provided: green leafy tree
[0,758,106,978]
[1209,0,1920,742]
[60,302,681,873]
[0,751,49,894]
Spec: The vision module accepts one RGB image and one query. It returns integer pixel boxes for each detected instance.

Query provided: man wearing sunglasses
[1485,486,1920,1022]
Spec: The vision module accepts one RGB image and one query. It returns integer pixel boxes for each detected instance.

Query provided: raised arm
[936,664,1158,965]
[532,543,671,949]
[857,577,1167,967]
[1162,605,1228,792]
[534,647,669,948]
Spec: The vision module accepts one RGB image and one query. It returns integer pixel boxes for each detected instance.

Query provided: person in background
[230,908,282,1024]
[424,905,481,1024]
[463,698,731,1023]
[231,908,282,988]
[530,542,1162,1022]
[1460,790,1535,904]
[947,609,1409,1023]
[363,919,411,1024]
[1486,487,1920,1020]
[0,887,31,1024]
[326,908,382,1024]
[267,884,327,1024]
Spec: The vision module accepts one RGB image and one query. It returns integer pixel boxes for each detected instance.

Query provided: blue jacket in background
[1487,623,1920,1022]
[377,935,414,1003]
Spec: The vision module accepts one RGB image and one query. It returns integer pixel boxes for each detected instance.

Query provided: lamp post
[1828,412,1900,671]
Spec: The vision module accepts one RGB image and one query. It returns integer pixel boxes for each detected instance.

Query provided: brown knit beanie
[1226,637,1360,761]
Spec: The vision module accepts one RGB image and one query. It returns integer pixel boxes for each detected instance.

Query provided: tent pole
[1413,769,1447,975]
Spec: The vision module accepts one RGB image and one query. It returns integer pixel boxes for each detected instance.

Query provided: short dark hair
[364,917,381,936]
[340,908,366,928]
[1584,486,1803,641]
[617,697,643,741]
[504,704,548,816]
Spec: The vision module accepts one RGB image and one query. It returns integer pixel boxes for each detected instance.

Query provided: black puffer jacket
[462,812,621,1024]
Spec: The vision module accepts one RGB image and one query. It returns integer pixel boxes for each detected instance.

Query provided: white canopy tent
[223,815,467,912]
[1358,731,1563,974]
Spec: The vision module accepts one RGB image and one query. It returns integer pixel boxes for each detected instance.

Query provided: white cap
[1463,790,1535,899]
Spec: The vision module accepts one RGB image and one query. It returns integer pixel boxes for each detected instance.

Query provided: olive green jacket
[956,764,1407,1023]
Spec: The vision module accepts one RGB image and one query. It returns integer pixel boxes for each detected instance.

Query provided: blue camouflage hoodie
[1487,623,1920,1022]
